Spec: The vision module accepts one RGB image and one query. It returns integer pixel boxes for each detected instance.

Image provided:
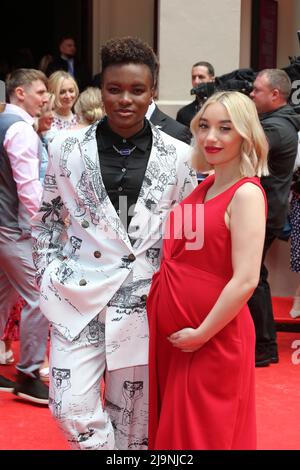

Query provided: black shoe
[255,355,271,367]
[14,371,49,405]
[269,343,279,364]
[255,345,271,367]
[270,354,279,364]
[0,374,15,392]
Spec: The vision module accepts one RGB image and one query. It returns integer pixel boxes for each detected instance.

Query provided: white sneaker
[0,340,6,364]
[0,340,15,365]
[39,367,49,381]
[5,350,14,364]
[289,296,300,319]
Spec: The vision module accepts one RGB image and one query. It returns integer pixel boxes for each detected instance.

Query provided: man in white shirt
[0,68,49,404]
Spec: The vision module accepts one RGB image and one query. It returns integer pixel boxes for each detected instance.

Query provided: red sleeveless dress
[147,175,266,450]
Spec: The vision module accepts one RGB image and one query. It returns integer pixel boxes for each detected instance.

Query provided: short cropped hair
[192,61,215,77]
[59,35,75,45]
[101,36,157,85]
[256,68,291,101]
[191,91,269,177]
[47,70,79,109]
[6,68,48,99]
[74,87,104,125]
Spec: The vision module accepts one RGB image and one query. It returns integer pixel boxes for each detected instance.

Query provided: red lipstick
[205,146,223,153]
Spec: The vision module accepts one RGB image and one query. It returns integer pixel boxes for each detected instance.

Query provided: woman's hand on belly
[168,327,206,352]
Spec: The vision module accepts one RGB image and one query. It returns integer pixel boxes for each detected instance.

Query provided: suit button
[94,251,101,259]
[81,220,89,228]
[140,294,148,302]
[128,254,136,262]
[79,279,87,286]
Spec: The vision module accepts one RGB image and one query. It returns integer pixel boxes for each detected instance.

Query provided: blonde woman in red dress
[147,91,269,450]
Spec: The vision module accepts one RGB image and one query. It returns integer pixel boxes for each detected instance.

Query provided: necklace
[112,145,136,157]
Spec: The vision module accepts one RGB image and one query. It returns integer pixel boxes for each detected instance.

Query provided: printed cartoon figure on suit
[122,380,144,425]
[31,36,197,450]
[50,367,71,419]
[147,91,269,450]
[146,248,160,270]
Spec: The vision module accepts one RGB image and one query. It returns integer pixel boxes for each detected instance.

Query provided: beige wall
[276,0,300,68]
[156,0,244,117]
[157,0,242,102]
[276,0,294,67]
[239,0,251,68]
[92,0,155,74]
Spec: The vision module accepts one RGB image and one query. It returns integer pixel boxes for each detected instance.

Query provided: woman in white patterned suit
[31,37,197,450]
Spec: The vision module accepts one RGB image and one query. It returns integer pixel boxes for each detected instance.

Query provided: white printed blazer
[31,122,197,370]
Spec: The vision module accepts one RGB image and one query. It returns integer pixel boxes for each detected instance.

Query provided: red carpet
[255,296,300,449]
[0,298,300,450]
[256,331,300,450]
[0,345,69,450]
[272,296,300,324]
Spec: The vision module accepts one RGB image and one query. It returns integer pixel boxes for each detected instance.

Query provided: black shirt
[96,117,152,230]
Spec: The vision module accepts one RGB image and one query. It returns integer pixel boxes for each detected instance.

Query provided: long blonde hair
[191,91,269,177]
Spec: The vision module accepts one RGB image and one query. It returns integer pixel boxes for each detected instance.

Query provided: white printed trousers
[49,313,148,450]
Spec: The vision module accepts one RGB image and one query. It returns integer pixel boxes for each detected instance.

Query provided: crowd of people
[0,34,300,451]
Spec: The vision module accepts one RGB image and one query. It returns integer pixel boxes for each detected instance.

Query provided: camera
[191,82,216,102]
[191,78,254,104]
[190,68,255,106]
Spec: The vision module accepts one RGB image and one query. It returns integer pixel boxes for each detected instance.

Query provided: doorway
[0,0,92,76]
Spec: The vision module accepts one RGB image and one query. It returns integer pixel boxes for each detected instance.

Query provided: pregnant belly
[149,260,228,337]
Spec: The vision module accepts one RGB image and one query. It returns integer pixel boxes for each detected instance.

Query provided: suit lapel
[128,124,179,246]
[150,107,166,130]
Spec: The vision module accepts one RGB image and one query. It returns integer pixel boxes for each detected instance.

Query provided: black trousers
[247,229,278,354]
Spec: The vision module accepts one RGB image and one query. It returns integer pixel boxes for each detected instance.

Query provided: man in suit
[147,99,191,144]
[176,61,215,128]
[46,36,90,91]
[31,36,197,450]
[249,69,300,366]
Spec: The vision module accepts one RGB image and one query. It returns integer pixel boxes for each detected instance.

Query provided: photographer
[176,61,215,127]
[249,68,300,367]
[192,67,255,104]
